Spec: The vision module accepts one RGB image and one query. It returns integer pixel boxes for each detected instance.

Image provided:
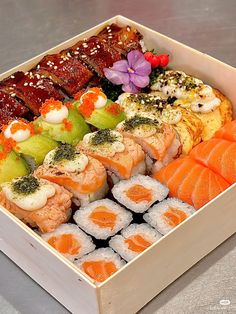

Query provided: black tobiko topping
[53,144,76,162]
[91,129,118,145]
[123,115,160,130]
[12,175,40,195]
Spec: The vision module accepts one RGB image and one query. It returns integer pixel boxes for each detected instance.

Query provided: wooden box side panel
[0,208,99,314]
[98,185,236,314]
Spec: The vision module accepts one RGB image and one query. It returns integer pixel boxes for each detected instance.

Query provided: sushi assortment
[0,23,235,284]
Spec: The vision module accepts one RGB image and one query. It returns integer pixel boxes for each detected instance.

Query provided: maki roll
[0,175,72,233]
[73,199,132,240]
[42,223,95,261]
[2,119,58,167]
[117,116,181,171]
[144,198,196,235]
[0,140,29,184]
[35,144,108,206]
[79,129,146,181]
[75,248,125,283]
[34,98,90,145]
[109,223,162,261]
[75,88,125,129]
[112,175,169,213]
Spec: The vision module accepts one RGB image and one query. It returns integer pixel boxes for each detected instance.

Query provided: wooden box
[0,15,235,314]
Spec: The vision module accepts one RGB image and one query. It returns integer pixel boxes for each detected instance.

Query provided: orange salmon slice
[125,234,152,253]
[48,234,80,255]
[162,207,188,227]
[89,206,117,229]
[126,184,152,203]
[82,260,117,282]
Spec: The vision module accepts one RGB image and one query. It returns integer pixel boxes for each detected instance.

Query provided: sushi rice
[41,223,95,261]
[109,223,162,261]
[144,198,196,235]
[112,175,169,213]
[75,248,126,283]
[73,199,133,240]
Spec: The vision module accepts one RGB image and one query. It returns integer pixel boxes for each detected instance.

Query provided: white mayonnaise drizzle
[4,121,31,143]
[42,106,69,124]
[2,180,55,211]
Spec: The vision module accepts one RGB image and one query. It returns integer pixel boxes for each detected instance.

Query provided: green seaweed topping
[127,93,168,111]
[123,116,160,131]
[12,175,40,195]
[53,144,76,162]
[149,67,165,86]
[91,129,118,146]
[101,78,123,101]
[156,71,200,91]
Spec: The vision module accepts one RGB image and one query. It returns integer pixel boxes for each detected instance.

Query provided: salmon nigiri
[35,144,108,206]
[79,129,146,181]
[214,120,236,142]
[117,116,181,170]
[153,156,230,209]
[190,138,236,184]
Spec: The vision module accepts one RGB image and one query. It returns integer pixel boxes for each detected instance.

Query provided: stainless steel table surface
[0,0,235,313]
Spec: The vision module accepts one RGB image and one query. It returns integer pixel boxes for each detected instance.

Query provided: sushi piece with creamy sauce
[75,248,125,283]
[111,174,169,213]
[109,223,162,261]
[79,129,146,181]
[73,199,133,240]
[0,175,72,233]
[42,223,95,261]
[117,116,181,171]
[144,198,196,235]
[35,144,108,206]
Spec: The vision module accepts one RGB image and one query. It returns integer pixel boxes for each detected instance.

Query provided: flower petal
[127,50,151,76]
[129,73,150,88]
[104,68,130,85]
[122,81,140,93]
[112,60,129,72]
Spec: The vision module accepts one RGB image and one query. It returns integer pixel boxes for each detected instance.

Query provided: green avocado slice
[34,107,90,145]
[75,99,126,129]
[0,146,29,184]
[15,134,58,167]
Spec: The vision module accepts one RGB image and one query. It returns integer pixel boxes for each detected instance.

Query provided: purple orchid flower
[104,50,152,93]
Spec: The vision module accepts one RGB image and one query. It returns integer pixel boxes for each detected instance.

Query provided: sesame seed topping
[37,65,40,69]
[54,66,58,70]
[23,82,28,86]
[10,75,15,78]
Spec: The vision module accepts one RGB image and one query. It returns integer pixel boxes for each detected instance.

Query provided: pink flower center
[128,67,135,74]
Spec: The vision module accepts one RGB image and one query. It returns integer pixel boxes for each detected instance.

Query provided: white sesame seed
[37,65,40,69]
[118,41,122,45]
[54,66,58,70]
[97,45,100,48]
[108,29,111,33]
[59,60,64,64]
[23,82,28,86]
[11,93,16,97]
[81,54,86,58]
[10,75,15,78]
[74,51,79,55]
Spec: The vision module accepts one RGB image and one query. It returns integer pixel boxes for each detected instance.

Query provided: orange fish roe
[82,260,117,282]
[65,102,73,109]
[10,120,34,135]
[48,234,81,255]
[40,98,63,116]
[89,206,117,229]
[78,92,98,118]
[63,118,73,131]
[74,90,86,100]
[163,208,188,227]
[126,184,152,203]
[0,135,16,160]
[105,103,122,116]
[125,235,152,253]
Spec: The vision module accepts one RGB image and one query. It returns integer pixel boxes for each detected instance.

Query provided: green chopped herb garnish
[91,129,118,146]
[53,144,76,162]
[12,175,40,195]
[127,93,168,111]
[123,115,160,131]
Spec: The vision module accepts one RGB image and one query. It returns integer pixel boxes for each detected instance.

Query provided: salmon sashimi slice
[0,183,72,233]
[126,184,152,203]
[214,120,236,142]
[35,156,107,194]
[190,138,236,184]
[89,206,117,229]
[125,235,152,253]
[154,156,230,209]
[79,137,145,179]
[47,234,80,255]
[82,260,117,282]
